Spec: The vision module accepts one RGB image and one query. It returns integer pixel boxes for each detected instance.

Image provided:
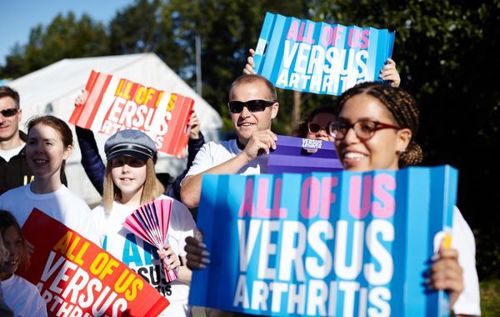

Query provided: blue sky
[0,0,136,65]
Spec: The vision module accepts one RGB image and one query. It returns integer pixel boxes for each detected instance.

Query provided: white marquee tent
[8,53,222,205]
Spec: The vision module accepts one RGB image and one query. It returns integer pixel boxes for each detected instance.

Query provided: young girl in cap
[91,129,196,317]
[0,210,47,316]
[0,115,98,244]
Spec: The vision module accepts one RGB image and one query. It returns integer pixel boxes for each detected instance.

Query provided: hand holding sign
[243,48,257,75]
[379,58,400,87]
[240,129,277,162]
[430,238,464,308]
[185,236,210,270]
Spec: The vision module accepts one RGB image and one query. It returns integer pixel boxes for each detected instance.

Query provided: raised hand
[429,241,464,309]
[243,48,256,75]
[189,111,201,140]
[74,89,89,107]
[379,58,401,88]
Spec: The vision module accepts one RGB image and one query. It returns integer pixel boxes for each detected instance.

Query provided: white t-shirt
[1,274,47,317]
[0,143,25,162]
[91,195,196,317]
[0,184,99,244]
[451,207,481,315]
[184,140,263,178]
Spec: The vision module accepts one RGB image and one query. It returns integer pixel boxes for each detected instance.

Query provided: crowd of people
[0,50,480,317]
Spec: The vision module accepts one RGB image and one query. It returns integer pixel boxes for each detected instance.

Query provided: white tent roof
[9,53,222,132]
[8,53,222,205]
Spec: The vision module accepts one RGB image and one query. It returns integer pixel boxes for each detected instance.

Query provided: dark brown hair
[336,82,423,167]
[0,86,20,108]
[27,115,73,176]
[0,210,30,273]
[27,115,73,148]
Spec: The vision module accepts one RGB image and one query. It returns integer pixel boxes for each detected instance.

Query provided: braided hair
[336,82,423,167]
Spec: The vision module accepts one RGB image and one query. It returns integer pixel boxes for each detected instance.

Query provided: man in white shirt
[181,74,280,209]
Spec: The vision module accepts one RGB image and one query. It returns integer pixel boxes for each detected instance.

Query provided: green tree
[0,12,109,78]
[158,0,308,134]
[108,0,162,54]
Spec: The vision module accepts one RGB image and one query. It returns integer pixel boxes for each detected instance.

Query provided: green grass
[480,279,500,316]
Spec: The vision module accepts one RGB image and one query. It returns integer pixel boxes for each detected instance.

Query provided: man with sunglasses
[0,86,35,194]
[181,74,279,209]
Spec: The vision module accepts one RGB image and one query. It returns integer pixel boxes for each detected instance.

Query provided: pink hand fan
[124,199,177,282]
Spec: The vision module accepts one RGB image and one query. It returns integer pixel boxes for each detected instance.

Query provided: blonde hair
[229,74,277,101]
[102,158,165,212]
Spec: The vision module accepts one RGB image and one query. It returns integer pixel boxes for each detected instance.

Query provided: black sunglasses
[0,108,19,117]
[307,122,332,133]
[110,156,147,168]
[227,99,276,113]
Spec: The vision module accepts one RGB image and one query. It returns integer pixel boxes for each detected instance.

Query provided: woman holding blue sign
[186,82,480,316]
[329,82,480,316]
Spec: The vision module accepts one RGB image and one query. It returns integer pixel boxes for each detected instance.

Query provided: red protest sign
[69,70,194,158]
[21,209,169,316]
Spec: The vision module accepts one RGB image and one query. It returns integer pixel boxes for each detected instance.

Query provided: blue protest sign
[190,166,456,316]
[253,12,395,95]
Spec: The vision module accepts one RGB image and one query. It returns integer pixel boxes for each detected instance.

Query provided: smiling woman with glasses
[332,81,480,316]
